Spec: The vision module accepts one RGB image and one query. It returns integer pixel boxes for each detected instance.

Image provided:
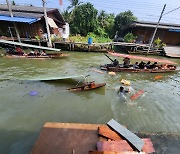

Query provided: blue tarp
[0,15,38,24]
[169,29,180,33]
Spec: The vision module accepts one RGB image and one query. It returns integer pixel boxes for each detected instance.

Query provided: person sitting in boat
[40,50,47,56]
[16,46,24,55]
[161,64,168,69]
[88,81,95,88]
[113,59,119,67]
[118,86,129,95]
[28,49,35,56]
[150,62,158,69]
[139,61,146,69]
[123,57,130,68]
[145,61,151,69]
[133,62,139,69]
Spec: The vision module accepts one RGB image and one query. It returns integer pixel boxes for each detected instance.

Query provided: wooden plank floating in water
[130,90,144,100]
[107,119,144,152]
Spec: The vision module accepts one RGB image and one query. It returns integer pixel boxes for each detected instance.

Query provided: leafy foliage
[62,10,71,23]
[62,2,137,42]
[124,33,137,43]
[69,33,111,43]
[70,3,98,36]
[12,0,16,5]
[114,10,137,36]
[67,0,83,10]
[154,37,166,48]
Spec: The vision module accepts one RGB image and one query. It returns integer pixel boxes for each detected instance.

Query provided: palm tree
[67,0,82,10]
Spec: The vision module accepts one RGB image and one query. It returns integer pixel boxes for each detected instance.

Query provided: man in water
[118,86,129,95]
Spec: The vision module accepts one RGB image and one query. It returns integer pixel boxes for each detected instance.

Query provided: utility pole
[42,0,52,47]
[147,4,166,56]
[6,0,21,42]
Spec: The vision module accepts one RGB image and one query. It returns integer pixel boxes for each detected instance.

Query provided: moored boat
[100,64,177,73]
[67,82,106,91]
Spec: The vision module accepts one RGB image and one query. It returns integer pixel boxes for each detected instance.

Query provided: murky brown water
[0,50,180,153]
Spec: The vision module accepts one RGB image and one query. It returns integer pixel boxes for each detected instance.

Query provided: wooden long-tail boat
[67,82,106,91]
[100,64,177,73]
[5,53,69,59]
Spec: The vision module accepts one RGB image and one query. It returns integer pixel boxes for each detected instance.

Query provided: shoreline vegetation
[62,1,137,44]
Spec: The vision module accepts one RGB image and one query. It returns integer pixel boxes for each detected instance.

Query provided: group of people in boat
[111,57,161,69]
[6,47,47,57]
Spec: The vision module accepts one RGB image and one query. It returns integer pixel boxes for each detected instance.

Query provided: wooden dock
[164,46,180,58]
[31,122,180,154]
[31,123,103,154]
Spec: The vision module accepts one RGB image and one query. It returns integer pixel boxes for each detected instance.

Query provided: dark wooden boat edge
[67,83,106,91]
[100,65,177,73]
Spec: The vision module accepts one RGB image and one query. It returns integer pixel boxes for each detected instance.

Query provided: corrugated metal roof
[0,4,54,14]
[0,4,65,25]
[0,10,43,18]
[131,21,180,30]
[0,15,39,24]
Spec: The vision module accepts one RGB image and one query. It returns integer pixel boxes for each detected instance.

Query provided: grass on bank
[68,33,112,43]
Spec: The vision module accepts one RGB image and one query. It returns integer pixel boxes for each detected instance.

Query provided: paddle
[104,53,114,62]
[130,89,144,100]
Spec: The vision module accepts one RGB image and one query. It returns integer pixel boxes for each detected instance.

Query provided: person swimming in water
[118,86,129,95]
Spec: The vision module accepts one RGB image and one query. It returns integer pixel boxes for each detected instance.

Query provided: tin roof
[0,4,65,24]
[131,21,180,30]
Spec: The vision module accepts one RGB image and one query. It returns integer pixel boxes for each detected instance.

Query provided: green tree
[12,0,16,5]
[62,10,71,23]
[124,33,137,43]
[114,10,137,37]
[96,11,115,38]
[104,13,115,38]
[70,3,98,36]
[67,0,83,10]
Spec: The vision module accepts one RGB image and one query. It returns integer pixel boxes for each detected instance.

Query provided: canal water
[0,50,179,153]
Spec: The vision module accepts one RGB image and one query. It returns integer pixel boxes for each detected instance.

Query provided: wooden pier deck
[31,122,103,154]
[31,122,180,154]
[164,46,180,58]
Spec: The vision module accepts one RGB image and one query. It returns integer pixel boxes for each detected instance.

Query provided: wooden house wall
[132,27,180,45]
[0,20,45,39]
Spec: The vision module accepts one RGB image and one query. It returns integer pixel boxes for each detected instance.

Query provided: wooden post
[147,4,166,56]
[42,0,52,48]
[6,0,21,43]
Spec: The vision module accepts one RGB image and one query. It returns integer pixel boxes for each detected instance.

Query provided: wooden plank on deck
[107,119,144,152]
[98,126,123,140]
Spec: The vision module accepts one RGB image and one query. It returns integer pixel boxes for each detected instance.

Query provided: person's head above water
[120,86,124,92]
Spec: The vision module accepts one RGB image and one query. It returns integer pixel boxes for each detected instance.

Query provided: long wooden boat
[100,64,177,73]
[5,53,69,59]
[67,82,106,91]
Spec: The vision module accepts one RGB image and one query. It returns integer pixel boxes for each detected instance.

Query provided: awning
[0,15,38,24]
[47,17,58,28]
